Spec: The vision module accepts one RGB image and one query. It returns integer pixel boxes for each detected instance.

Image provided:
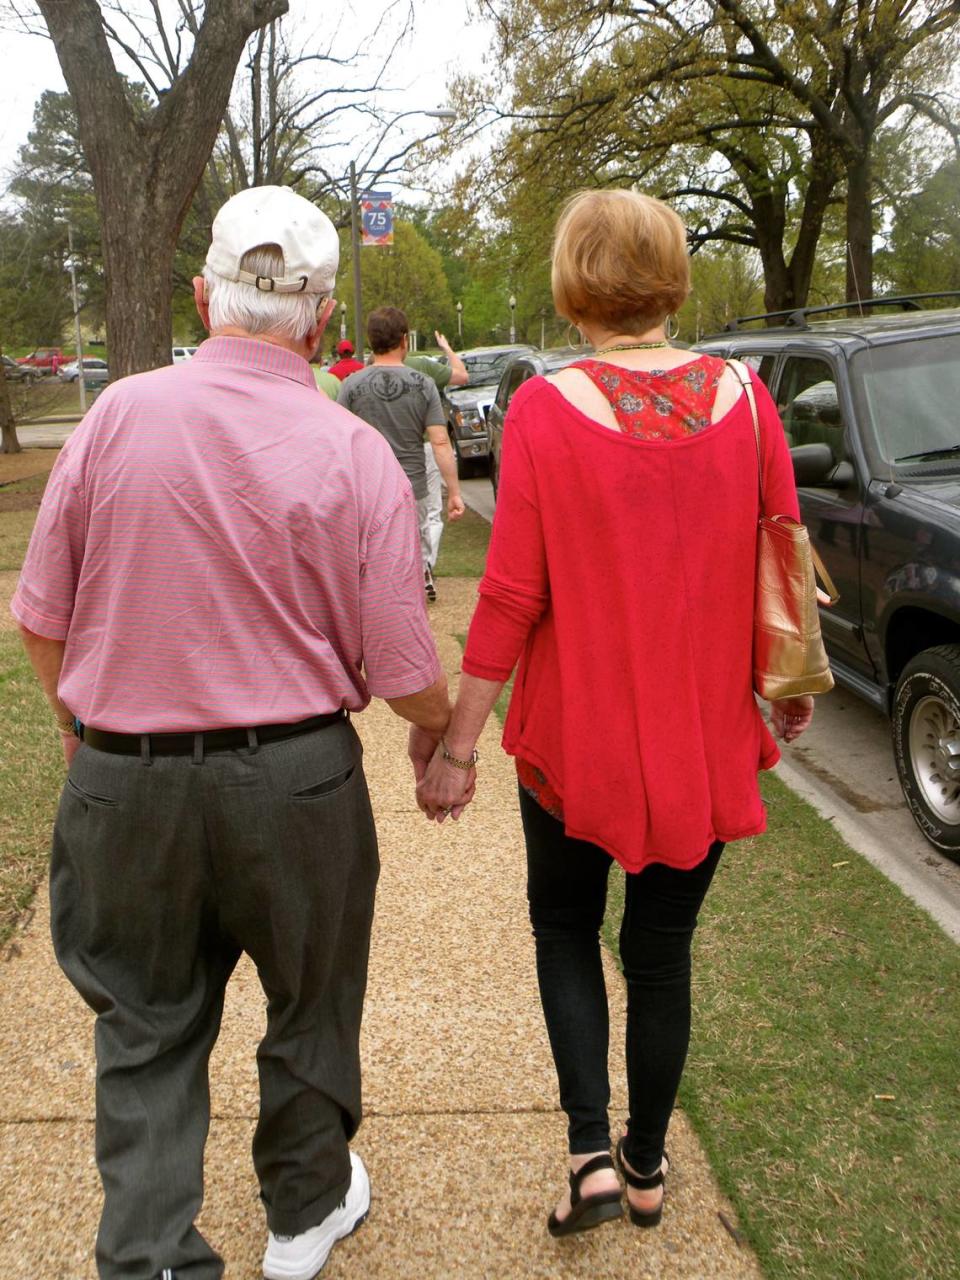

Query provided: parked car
[487,346,592,495]
[58,356,110,385]
[2,353,40,384]
[443,344,535,478]
[172,346,198,363]
[17,347,64,375]
[696,294,960,858]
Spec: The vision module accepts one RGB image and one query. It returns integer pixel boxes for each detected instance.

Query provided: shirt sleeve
[424,377,445,427]
[337,377,354,409]
[360,488,443,698]
[462,394,549,682]
[10,451,86,639]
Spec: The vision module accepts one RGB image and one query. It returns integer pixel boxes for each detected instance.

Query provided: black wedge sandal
[615,1138,668,1228]
[547,1153,623,1238]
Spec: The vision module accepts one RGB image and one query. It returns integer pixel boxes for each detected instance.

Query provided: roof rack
[723,291,960,332]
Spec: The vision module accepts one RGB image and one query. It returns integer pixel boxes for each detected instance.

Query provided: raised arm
[435,332,468,387]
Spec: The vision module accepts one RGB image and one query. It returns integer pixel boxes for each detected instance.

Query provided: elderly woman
[417,189,814,1236]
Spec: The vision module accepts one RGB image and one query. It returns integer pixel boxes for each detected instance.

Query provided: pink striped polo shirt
[11,336,442,732]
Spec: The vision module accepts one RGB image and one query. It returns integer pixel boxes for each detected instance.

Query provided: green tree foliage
[881,158,960,297]
[448,0,960,314]
[336,220,455,354]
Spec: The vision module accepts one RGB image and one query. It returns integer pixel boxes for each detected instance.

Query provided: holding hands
[410,726,477,822]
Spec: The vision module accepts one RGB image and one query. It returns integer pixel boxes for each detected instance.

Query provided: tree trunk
[36,0,289,380]
[846,151,874,303]
[0,354,21,455]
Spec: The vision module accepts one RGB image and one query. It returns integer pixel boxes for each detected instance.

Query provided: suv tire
[893,644,960,859]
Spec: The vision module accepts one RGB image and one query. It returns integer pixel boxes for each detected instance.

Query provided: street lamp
[509,294,517,344]
[66,223,86,414]
[456,300,463,339]
[348,108,457,356]
[539,306,546,350]
[339,301,347,341]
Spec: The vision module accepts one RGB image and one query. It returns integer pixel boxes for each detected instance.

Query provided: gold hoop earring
[566,323,587,349]
[666,314,680,341]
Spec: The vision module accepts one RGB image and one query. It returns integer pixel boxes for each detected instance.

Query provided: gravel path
[0,578,760,1278]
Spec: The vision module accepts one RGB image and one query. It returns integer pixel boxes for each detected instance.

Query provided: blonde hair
[551,189,690,334]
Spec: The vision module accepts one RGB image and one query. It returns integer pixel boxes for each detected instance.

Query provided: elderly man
[338,307,465,601]
[12,186,451,1280]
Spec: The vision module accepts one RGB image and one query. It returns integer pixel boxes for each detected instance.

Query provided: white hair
[203,243,327,341]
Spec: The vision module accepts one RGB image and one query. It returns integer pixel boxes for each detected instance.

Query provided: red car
[17,347,64,374]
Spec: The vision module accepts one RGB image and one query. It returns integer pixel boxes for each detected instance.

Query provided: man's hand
[408,723,442,783]
[417,744,477,821]
[61,731,81,767]
[770,695,814,743]
[447,492,466,521]
[434,332,468,386]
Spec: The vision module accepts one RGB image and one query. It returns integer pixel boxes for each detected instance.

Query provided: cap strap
[235,268,309,294]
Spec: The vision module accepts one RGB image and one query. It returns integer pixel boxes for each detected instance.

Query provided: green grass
[0,630,65,949]
[0,476,47,570]
[603,776,960,1279]
[433,505,491,578]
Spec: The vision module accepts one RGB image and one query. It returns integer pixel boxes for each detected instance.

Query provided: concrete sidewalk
[0,579,759,1279]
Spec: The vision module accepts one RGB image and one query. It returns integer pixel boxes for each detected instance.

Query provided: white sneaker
[263,1151,370,1280]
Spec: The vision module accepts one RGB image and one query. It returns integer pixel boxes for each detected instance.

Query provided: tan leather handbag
[727,360,839,701]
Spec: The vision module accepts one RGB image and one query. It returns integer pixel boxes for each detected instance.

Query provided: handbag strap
[725,359,840,607]
[726,358,763,508]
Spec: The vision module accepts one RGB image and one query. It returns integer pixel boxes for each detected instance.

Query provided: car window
[465,353,513,386]
[851,335,960,466]
[738,353,777,387]
[497,363,529,411]
[777,357,844,457]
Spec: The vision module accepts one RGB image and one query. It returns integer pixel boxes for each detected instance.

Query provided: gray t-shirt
[338,364,444,500]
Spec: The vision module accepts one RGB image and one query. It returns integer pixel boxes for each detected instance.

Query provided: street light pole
[340,301,347,341]
[67,223,86,415]
[349,161,363,357]
[539,307,546,350]
[347,109,456,364]
[509,294,517,344]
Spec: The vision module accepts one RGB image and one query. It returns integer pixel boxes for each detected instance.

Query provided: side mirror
[791,443,853,488]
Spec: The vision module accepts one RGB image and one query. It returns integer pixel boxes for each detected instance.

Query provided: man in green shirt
[404,332,468,598]
[310,353,342,399]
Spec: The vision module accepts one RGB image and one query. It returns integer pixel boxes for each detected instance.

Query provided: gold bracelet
[440,739,479,770]
[56,716,76,735]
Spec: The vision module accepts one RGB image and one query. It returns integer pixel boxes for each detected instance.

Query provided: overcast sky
[0,0,494,199]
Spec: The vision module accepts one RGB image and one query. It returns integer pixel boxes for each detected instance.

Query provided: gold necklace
[593,340,670,356]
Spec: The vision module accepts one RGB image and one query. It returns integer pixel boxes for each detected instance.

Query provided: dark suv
[698,297,960,857]
[486,346,590,494]
[443,344,534,478]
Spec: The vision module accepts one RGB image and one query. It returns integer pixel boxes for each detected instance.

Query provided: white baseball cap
[206,185,339,295]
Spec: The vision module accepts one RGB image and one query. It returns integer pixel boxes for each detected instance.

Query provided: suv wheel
[893,644,960,859]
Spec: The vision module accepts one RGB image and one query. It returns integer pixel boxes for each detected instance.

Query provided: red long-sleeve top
[462,370,801,873]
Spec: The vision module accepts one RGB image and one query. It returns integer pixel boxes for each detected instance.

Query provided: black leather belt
[80,711,346,756]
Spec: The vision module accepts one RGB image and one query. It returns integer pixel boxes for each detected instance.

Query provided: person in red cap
[328,339,364,380]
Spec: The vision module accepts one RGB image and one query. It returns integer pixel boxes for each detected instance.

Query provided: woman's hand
[416,744,477,822]
[770,695,814,743]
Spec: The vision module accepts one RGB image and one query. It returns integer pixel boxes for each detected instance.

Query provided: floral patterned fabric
[516,354,728,819]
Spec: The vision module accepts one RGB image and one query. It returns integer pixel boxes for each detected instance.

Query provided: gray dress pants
[50,717,379,1280]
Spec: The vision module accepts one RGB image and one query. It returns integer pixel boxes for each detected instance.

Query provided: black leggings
[520,787,722,1175]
